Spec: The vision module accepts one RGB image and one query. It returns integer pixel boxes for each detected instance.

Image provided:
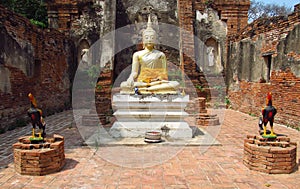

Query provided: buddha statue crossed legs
[120,16,180,94]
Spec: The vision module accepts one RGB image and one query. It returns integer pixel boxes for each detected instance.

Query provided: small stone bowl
[145,131,162,142]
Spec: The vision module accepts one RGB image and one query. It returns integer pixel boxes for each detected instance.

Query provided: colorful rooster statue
[27,93,46,141]
[261,92,277,138]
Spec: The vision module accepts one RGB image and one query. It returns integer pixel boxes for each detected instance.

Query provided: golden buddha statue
[120,16,180,94]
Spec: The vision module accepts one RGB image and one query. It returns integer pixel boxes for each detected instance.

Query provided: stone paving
[0,109,299,188]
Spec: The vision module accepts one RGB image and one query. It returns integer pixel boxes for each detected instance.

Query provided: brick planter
[13,134,65,176]
[243,135,297,174]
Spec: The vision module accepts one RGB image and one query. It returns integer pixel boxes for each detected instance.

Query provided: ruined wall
[46,0,106,68]
[45,0,115,113]
[194,0,250,36]
[194,8,227,75]
[44,0,250,99]
[193,0,250,75]
[0,5,75,131]
[228,4,300,128]
[45,0,79,35]
[177,0,249,98]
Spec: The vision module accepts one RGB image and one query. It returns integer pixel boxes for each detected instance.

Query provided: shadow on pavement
[61,158,79,172]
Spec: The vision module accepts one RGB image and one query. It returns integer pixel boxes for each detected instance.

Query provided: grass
[4,118,28,132]
[248,113,256,117]
[7,124,16,131]
[15,118,27,127]
[195,84,205,92]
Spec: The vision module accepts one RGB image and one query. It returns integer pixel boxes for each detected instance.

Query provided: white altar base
[109,94,193,138]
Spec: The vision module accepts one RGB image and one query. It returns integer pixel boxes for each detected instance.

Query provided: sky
[255,0,299,9]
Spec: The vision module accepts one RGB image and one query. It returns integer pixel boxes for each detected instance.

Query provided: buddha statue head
[142,15,157,48]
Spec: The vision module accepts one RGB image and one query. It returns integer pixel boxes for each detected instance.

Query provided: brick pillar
[195,97,207,113]
[178,0,196,76]
[178,0,202,96]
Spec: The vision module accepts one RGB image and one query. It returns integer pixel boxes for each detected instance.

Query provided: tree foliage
[248,0,293,22]
[0,0,48,28]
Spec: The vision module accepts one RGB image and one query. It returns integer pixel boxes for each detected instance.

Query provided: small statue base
[243,135,297,174]
[13,134,65,176]
[195,97,220,126]
[196,113,220,126]
[29,136,44,143]
[262,134,277,139]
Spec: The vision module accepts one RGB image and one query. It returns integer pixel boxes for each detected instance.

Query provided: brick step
[197,117,220,126]
[197,113,217,118]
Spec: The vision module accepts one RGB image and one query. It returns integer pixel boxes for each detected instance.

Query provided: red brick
[277,137,290,142]
[244,139,254,144]
[13,135,65,175]
[270,148,290,154]
[273,153,294,158]
[243,135,297,174]
[0,6,73,131]
[269,169,292,174]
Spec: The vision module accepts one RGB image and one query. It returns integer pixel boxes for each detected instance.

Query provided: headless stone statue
[120,16,180,94]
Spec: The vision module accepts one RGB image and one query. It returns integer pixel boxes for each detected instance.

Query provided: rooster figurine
[27,93,46,141]
[261,92,277,138]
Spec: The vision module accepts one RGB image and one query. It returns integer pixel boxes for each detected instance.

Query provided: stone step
[114,110,188,122]
[115,103,189,110]
[111,94,192,138]
[109,121,193,138]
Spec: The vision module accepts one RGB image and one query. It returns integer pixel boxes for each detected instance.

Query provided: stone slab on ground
[85,125,220,146]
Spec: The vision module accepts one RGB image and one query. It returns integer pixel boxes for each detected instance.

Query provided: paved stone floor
[0,109,299,188]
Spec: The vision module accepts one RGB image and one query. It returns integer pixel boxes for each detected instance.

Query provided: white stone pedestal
[109,94,193,138]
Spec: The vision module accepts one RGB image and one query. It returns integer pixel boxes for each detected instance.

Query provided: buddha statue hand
[133,80,170,88]
[124,72,138,88]
[126,76,134,87]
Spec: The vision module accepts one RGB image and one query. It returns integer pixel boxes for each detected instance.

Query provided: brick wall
[45,0,79,35]
[227,4,300,129]
[229,69,300,128]
[0,5,75,131]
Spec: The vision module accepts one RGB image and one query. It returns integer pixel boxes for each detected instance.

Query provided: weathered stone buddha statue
[120,16,180,94]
